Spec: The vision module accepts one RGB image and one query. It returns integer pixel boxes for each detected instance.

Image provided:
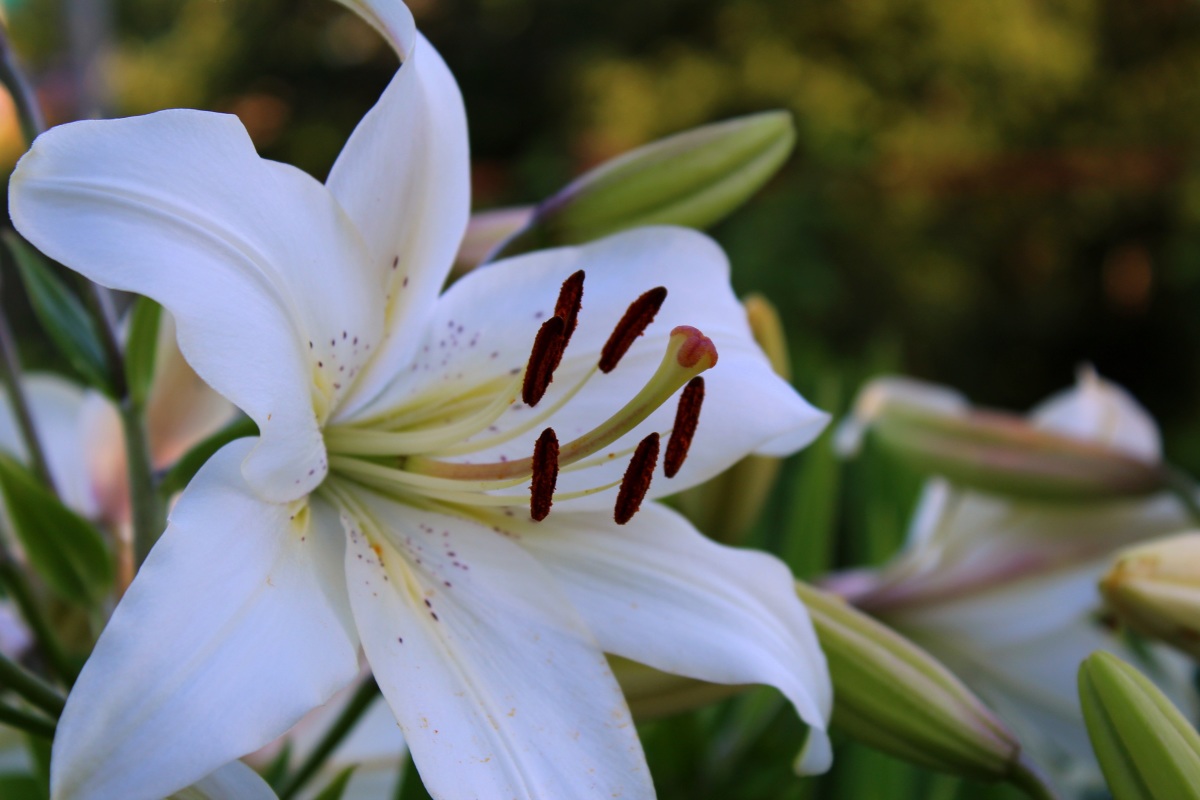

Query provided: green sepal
[795,582,1056,798]
[3,232,113,396]
[1079,651,1200,800]
[123,296,163,407]
[491,111,796,259]
[0,452,112,605]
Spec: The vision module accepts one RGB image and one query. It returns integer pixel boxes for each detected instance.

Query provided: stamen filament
[326,373,523,456]
[405,326,717,481]
[431,363,599,457]
[328,455,529,493]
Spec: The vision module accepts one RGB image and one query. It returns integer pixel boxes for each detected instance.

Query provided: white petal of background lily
[8,1,832,798]
[832,369,1196,797]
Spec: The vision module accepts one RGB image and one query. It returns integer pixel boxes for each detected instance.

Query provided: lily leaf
[0,452,112,605]
[3,231,113,396]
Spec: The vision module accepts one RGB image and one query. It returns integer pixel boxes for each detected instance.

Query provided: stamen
[599,286,667,373]
[556,270,585,343]
[530,428,559,521]
[615,433,660,524]
[522,315,566,407]
[407,326,718,482]
[664,377,704,478]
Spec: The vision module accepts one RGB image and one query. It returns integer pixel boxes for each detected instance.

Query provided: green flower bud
[1101,533,1200,660]
[796,582,1054,798]
[1078,651,1200,800]
[837,376,1168,502]
[491,111,796,260]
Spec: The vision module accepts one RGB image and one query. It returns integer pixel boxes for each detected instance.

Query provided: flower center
[323,271,717,524]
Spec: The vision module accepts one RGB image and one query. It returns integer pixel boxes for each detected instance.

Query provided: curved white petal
[330,0,416,53]
[327,15,471,418]
[145,311,237,468]
[346,227,825,506]
[0,374,99,517]
[1030,366,1160,460]
[11,110,382,503]
[336,487,653,800]
[169,761,278,800]
[514,502,832,772]
[52,440,359,800]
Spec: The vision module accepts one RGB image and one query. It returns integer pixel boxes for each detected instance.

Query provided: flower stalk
[276,677,380,800]
[0,648,66,717]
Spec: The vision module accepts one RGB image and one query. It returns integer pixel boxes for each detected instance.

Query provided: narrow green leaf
[397,755,433,800]
[0,453,112,605]
[123,296,163,407]
[311,767,357,800]
[2,232,112,395]
[160,416,259,498]
[0,775,44,800]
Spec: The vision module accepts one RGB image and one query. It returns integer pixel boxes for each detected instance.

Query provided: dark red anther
[599,287,667,373]
[522,315,566,406]
[614,432,660,525]
[530,427,559,521]
[664,377,704,478]
[555,270,585,344]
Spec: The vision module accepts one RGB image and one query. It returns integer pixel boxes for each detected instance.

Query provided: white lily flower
[9,1,832,798]
[831,368,1196,796]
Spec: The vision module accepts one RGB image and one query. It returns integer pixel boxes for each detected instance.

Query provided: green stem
[0,19,45,145]
[122,400,163,566]
[0,556,74,684]
[277,678,380,800]
[0,698,56,740]
[0,650,64,717]
[74,276,163,566]
[0,311,55,492]
[1010,754,1060,800]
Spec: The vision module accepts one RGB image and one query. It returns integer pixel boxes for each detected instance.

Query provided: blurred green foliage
[3,0,1199,796]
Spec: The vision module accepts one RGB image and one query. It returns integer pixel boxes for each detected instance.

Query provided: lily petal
[169,761,278,800]
[145,311,237,469]
[347,227,826,500]
[1030,366,1160,460]
[326,7,471,419]
[337,487,653,799]
[514,502,833,772]
[52,440,359,800]
[10,110,382,503]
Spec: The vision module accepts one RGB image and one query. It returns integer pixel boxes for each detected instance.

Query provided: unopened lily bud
[796,582,1052,795]
[1100,533,1200,660]
[836,375,1169,502]
[676,295,790,542]
[610,656,744,721]
[491,111,796,260]
[1079,651,1200,800]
